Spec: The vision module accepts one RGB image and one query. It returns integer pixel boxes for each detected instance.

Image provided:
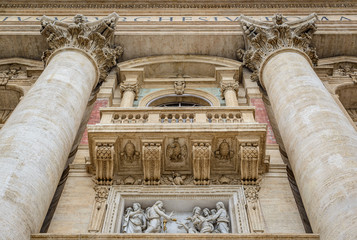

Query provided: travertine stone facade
[1,1,357,240]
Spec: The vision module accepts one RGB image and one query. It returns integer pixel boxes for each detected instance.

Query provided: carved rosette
[119,82,139,98]
[192,142,211,185]
[40,13,123,84]
[142,142,162,185]
[95,143,114,185]
[238,13,318,85]
[220,81,239,98]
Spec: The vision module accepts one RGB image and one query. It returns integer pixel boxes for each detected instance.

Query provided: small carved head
[202,208,210,217]
[73,14,88,24]
[133,203,141,211]
[155,200,164,209]
[193,206,201,215]
[216,201,225,210]
[273,13,284,25]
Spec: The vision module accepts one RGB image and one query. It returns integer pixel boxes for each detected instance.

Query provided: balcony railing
[99,107,256,124]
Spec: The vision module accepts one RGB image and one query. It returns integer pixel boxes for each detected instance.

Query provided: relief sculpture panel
[164,138,190,173]
[118,139,142,175]
[211,138,238,174]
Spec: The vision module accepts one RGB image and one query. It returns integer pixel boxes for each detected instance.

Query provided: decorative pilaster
[88,186,110,233]
[41,13,123,84]
[238,13,318,86]
[243,185,264,233]
[192,141,211,185]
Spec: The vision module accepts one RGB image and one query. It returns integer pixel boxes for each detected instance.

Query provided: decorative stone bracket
[192,141,211,185]
[94,143,114,185]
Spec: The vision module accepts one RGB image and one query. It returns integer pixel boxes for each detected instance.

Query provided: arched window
[147,94,212,107]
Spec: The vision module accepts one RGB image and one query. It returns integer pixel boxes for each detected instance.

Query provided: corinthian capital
[40,13,123,83]
[238,13,318,83]
[220,81,239,98]
[120,82,139,97]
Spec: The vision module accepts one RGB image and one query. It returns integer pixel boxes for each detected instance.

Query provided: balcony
[88,107,268,186]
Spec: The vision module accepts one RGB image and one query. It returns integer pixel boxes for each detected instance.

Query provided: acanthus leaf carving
[40,13,123,84]
[238,13,318,84]
[119,82,139,99]
[220,81,239,98]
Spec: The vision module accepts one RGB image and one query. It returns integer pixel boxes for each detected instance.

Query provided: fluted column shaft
[0,49,98,239]
[261,49,357,240]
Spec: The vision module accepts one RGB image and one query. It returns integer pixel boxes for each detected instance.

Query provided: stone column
[221,82,239,106]
[119,82,139,107]
[218,69,240,106]
[119,70,141,107]
[0,13,121,239]
[240,14,357,240]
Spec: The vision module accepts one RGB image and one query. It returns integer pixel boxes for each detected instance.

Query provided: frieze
[1,15,356,23]
[1,3,356,9]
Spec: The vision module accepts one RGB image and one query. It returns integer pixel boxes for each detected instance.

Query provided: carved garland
[238,13,318,85]
[40,13,123,84]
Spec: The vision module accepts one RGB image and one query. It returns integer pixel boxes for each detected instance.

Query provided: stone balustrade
[99,107,256,125]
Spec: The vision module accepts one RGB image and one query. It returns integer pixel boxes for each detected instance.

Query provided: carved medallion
[214,139,234,161]
[166,138,187,162]
[120,140,140,163]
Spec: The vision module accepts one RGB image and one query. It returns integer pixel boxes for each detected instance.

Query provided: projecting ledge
[31,233,319,240]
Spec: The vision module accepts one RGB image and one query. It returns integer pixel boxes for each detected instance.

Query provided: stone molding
[2,2,356,9]
[40,13,123,84]
[238,13,318,88]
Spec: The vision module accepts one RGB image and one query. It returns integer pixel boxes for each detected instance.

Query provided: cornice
[1,2,357,9]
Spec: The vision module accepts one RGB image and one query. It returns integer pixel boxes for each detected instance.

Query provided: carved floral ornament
[40,13,123,84]
[237,13,318,86]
